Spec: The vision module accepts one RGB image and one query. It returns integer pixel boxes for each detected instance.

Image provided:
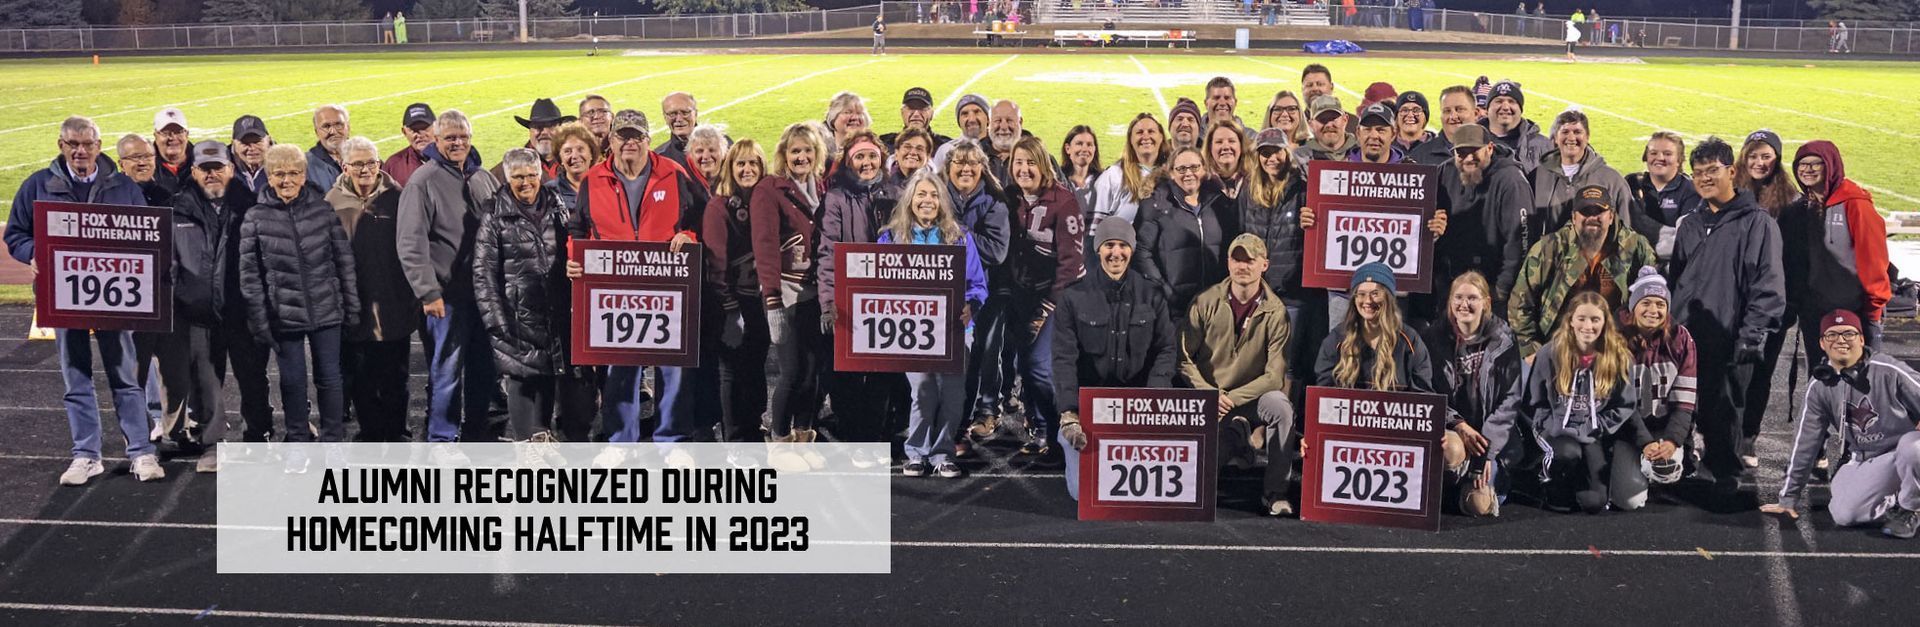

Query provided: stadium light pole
[1728,0,1743,49]
[518,0,533,43]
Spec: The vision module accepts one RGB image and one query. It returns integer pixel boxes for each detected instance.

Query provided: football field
[2,49,1919,218]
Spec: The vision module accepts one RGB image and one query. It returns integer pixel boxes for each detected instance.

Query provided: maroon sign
[1077,387,1217,522]
[569,240,701,367]
[1301,386,1447,531]
[33,201,172,332]
[832,242,966,374]
[1302,161,1441,293]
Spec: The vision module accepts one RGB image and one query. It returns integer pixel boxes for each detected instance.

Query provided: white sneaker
[665,447,696,469]
[592,445,629,469]
[429,443,470,467]
[515,442,552,470]
[59,457,104,486]
[130,454,166,482]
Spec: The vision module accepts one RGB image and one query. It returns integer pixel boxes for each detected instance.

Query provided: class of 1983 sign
[1302,386,1447,531]
[32,201,172,332]
[570,240,701,368]
[1077,387,1217,522]
[833,242,966,374]
[1302,161,1441,293]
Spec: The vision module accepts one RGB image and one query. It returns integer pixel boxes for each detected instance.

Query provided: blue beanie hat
[1349,262,1397,294]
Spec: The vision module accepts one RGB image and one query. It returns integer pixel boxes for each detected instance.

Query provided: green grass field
[2,49,1918,218]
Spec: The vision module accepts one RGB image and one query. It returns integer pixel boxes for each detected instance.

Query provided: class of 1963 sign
[833,242,966,374]
[32,201,172,332]
[570,240,701,368]
[1077,387,1217,522]
[1302,386,1447,531]
[1302,161,1441,293]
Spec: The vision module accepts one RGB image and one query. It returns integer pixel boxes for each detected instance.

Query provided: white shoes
[665,447,696,469]
[130,454,165,482]
[430,443,471,467]
[59,457,105,486]
[592,445,629,469]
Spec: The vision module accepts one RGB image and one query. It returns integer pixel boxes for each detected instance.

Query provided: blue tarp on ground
[1303,40,1366,54]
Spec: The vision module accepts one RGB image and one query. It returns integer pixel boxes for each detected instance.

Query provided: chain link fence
[1332,6,1917,55]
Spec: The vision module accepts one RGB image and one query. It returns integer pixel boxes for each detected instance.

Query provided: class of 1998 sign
[569,240,701,367]
[32,201,172,332]
[1302,161,1441,293]
[1301,386,1446,531]
[833,242,966,374]
[1077,387,1217,522]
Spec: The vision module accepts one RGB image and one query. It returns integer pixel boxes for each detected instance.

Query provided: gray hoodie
[1527,147,1631,248]
[1523,338,1643,477]
[397,146,498,305]
[1777,351,1920,510]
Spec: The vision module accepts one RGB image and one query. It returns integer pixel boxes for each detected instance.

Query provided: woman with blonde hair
[1522,290,1645,514]
[1263,91,1310,147]
[750,122,831,470]
[1091,113,1167,228]
[1421,270,1524,517]
[704,139,774,462]
[1314,262,1435,394]
[881,170,988,478]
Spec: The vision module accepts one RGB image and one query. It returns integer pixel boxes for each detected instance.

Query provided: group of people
[6,62,1916,538]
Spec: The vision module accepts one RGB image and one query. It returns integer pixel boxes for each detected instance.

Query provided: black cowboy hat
[515,98,576,128]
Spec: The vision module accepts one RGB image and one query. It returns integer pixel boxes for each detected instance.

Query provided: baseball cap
[1359,102,1395,128]
[1361,81,1397,108]
[902,87,933,109]
[231,115,268,142]
[1574,185,1612,213]
[1254,128,1289,151]
[1449,124,1490,150]
[1308,94,1344,121]
[403,102,436,130]
[190,140,231,167]
[612,109,650,136]
[153,107,187,132]
[1229,233,1267,260]
[1820,309,1863,336]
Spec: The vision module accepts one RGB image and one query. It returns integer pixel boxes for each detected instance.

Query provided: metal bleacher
[1035,0,1330,26]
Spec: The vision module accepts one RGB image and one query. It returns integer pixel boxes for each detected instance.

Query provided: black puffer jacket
[474,186,573,378]
[1052,268,1178,414]
[1135,180,1240,314]
[1236,170,1307,301]
[238,185,359,343]
[169,186,228,326]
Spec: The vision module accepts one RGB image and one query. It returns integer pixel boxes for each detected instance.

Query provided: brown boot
[768,433,810,473]
[792,428,827,470]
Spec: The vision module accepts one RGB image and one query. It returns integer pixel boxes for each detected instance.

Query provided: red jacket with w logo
[565,152,704,257]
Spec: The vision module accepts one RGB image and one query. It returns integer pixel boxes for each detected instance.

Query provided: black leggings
[717,300,771,443]
[768,298,823,438]
[504,372,599,441]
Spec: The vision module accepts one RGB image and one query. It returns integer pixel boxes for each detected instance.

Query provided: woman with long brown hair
[1732,129,1799,469]
[1204,119,1253,201]
[1522,290,1644,514]
[1421,271,1524,517]
[1091,113,1167,228]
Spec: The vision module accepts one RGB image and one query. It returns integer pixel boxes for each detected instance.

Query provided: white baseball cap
[153,107,187,132]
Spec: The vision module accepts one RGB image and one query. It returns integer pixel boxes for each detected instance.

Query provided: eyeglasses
[663,109,696,120]
[61,140,100,150]
[1269,105,1300,115]
[580,108,611,119]
[345,160,381,171]
[1172,165,1205,175]
[1795,160,1825,171]
[119,153,156,163]
[1823,330,1862,342]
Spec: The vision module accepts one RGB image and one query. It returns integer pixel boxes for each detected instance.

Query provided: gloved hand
[720,310,745,349]
[820,309,836,336]
[1734,340,1764,365]
[1059,411,1087,451]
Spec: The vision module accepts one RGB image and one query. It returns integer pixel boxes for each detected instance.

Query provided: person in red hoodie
[751,122,831,471]
[564,109,709,463]
[1788,140,1890,358]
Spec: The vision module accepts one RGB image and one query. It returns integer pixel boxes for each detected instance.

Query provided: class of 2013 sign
[569,240,701,367]
[32,201,172,331]
[1077,388,1217,522]
[1301,386,1447,531]
[1302,161,1441,293]
[832,242,966,374]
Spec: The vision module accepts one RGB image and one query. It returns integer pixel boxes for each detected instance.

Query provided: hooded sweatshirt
[1482,117,1551,179]
[1436,142,1530,304]
[1523,339,1644,477]
[1670,189,1787,355]
[1787,141,1890,321]
[1527,147,1631,249]
[1777,350,1920,510]
[1423,315,1524,466]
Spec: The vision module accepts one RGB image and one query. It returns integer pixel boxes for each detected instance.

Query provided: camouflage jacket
[1507,223,1657,356]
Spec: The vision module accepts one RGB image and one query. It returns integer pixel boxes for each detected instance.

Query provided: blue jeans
[906,330,971,463]
[1007,297,1057,440]
[640,364,718,443]
[57,328,153,459]
[1062,427,1083,501]
[274,326,346,443]
[424,300,498,442]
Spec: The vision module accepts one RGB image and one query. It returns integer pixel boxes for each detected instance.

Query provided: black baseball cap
[403,103,435,130]
[903,87,932,109]
[231,115,267,142]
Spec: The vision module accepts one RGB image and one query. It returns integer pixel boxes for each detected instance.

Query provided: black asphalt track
[0,303,1916,626]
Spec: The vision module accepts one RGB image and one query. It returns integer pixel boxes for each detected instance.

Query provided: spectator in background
[7,116,161,485]
[394,12,408,44]
[230,115,272,196]
[327,137,417,443]
[239,144,358,473]
[307,105,350,193]
[160,141,236,472]
[1625,131,1695,263]
[382,103,435,188]
[873,14,887,54]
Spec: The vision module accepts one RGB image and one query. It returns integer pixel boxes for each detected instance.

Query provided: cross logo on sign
[585,249,614,275]
[1320,170,1350,196]
[47,211,78,238]
[1091,397,1125,424]
[846,252,876,279]
[1318,397,1351,426]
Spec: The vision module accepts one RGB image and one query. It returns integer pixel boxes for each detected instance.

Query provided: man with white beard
[984,99,1031,186]
[492,98,573,185]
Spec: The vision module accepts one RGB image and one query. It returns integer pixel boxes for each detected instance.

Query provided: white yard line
[930,54,1021,119]
[1761,520,1808,627]
[1593,73,1917,140]
[0,602,635,627]
[1127,55,1170,114]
